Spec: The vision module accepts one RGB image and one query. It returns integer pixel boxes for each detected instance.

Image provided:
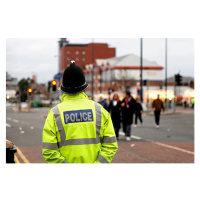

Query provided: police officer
[42,61,118,163]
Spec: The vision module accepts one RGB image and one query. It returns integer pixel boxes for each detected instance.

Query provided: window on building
[75,51,79,55]
[98,75,101,79]
[67,51,70,55]
[82,58,85,62]
[82,51,86,55]
[76,58,79,62]
[67,57,70,61]
[98,83,100,87]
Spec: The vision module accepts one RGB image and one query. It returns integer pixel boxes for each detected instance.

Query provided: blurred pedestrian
[98,95,109,111]
[184,99,187,109]
[42,61,118,163]
[169,99,172,109]
[121,91,136,141]
[152,94,165,128]
[109,93,121,140]
[191,97,194,109]
[134,98,143,127]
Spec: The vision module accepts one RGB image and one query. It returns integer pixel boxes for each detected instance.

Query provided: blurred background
[6,38,194,163]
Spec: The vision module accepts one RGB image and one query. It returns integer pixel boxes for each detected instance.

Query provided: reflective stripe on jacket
[42,92,118,163]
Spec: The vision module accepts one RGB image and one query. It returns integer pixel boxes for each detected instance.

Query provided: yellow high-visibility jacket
[42,92,118,163]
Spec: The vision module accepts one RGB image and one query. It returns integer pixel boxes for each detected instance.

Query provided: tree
[18,78,34,102]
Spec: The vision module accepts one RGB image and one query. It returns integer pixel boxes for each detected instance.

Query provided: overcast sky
[6,38,194,83]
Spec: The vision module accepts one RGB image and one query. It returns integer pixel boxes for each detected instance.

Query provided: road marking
[119,131,141,140]
[7,118,11,121]
[128,134,194,155]
[17,147,30,163]
[20,131,25,134]
[19,127,22,130]
[30,126,34,129]
[13,119,19,123]
[154,142,194,155]
[14,154,20,163]
[6,123,11,127]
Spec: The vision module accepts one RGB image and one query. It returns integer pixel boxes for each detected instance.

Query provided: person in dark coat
[108,93,121,140]
[134,98,143,127]
[98,95,109,111]
[121,91,136,141]
[152,94,165,128]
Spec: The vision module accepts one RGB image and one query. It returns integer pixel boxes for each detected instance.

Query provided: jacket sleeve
[127,98,135,114]
[94,110,118,163]
[42,109,66,163]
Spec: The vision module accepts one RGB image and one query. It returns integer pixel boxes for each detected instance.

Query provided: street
[6,105,194,163]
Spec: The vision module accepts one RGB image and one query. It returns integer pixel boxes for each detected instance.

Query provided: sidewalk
[145,106,194,115]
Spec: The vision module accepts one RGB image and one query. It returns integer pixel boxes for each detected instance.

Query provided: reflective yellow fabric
[42,92,118,163]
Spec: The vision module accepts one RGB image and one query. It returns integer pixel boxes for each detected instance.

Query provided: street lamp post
[91,38,94,100]
[165,38,168,109]
[140,38,143,102]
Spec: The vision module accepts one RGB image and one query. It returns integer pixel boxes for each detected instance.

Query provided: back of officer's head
[61,61,88,94]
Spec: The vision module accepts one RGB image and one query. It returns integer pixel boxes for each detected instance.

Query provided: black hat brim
[61,83,89,94]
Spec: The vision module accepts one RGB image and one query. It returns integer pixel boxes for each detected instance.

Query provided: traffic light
[175,74,182,86]
[137,87,140,95]
[52,80,57,91]
[143,80,147,86]
[28,88,32,96]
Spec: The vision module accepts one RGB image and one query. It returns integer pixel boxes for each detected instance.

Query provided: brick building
[59,39,116,73]
[84,54,164,101]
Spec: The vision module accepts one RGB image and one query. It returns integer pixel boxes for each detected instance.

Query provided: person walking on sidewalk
[134,98,143,127]
[152,94,165,128]
[190,97,194,109]
[108,93,121,140]
[98,95,109,111]
[121,91,136,141]
[42,61,118,163]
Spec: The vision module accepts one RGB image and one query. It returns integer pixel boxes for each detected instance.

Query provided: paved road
[6,106,194,164]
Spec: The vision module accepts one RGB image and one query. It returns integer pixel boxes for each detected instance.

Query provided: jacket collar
[61,92,89,102]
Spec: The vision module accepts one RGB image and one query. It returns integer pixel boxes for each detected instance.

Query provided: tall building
[59,40,116,73]
[84,54,164,101]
